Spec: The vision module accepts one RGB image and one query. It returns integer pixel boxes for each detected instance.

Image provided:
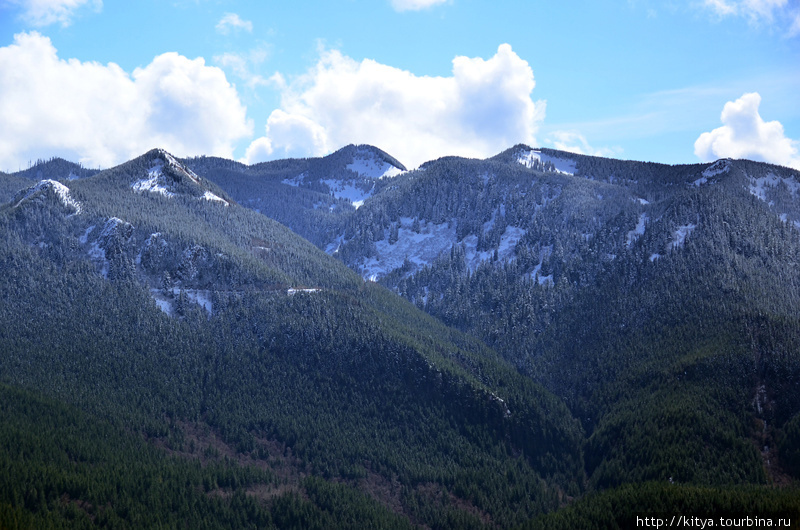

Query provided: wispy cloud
[698,0,800,35]
[545,72,800,150]
[546,131,621,157]
[8,0,102,27]
[214,46,273,89]
[389,0,449,12]
[215,12,253,34]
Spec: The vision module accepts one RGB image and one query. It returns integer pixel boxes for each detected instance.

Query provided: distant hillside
[10,156,101,181]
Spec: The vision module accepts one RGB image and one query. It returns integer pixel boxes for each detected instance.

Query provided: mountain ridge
[1,144,799,528]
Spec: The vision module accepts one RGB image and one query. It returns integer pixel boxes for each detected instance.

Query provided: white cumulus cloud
[0,31,252,170]
[7,0,101,27]
[390,0,449,11]
[215,13,253,34]
[244,44,544,168]
[694,92,800,169]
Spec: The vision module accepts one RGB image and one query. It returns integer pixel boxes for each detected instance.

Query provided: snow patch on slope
[671,223,696,249]
[321,179,373,209]
[282,173,305,187]
[517,149,576,175]
[132,163,175,198]
[347,149,404,179]
[358,217,527,281]
[202,190,229,206]
[626,213,648,248]
[150,288,213,316]
[360,219,456,280]
[462,225,527,272]
[79,225,95,244]
[87,240,109,278]
[748,172,800,202]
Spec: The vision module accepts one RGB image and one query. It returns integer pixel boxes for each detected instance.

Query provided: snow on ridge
[160,150,201,184]
[693,160,729,187]
[15,179,82,213]
[702,160,730,179]
[135,159,226,205]
[516,149,576,175]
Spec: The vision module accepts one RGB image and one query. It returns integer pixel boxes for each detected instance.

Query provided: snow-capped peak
[14,179,82,214]
[134,150,228,206]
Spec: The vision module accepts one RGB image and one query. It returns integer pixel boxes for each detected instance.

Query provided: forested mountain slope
[194,144,800,520]
[0,148,584,529]
[319,146,800,491]
[3,144,799,528]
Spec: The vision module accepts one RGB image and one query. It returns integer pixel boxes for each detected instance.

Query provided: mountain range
[1,144,799,529]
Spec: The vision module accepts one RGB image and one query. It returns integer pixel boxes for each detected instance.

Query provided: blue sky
[1,0,798,171]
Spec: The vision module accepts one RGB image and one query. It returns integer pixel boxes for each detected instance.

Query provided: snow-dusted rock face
[14,179,82,213]
[82,217,135,279]
[132,161,175,198]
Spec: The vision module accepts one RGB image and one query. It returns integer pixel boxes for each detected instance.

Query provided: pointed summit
[13,179,82,214]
